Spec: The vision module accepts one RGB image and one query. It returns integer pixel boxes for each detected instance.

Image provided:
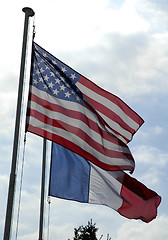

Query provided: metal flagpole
[38,138,47,240]
[3,7,35,240]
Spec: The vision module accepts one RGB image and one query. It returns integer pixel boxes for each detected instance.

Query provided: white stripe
[84,97,130,143]
[76,82,139,131]
[31,86,106,128]
[29,100,131,154]
[28,116,134,169]
[97,111,132,143]
[89,163,124,210]
[31,86,129,143]
[31,87,131,152]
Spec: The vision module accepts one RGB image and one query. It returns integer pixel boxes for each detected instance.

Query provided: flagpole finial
[22,7,35,17]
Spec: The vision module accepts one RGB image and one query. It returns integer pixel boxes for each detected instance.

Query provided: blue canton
[30,42,83,104]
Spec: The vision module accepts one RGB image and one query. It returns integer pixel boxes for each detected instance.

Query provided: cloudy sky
[0,0,168,239]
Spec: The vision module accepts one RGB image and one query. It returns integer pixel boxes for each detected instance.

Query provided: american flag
[26,42,144,172]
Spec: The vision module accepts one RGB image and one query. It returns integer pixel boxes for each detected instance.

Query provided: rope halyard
[47,196,51,240]
[33,16,36,40]
[15,134,27,240]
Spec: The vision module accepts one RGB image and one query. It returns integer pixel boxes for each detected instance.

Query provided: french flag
[49,143,161,223]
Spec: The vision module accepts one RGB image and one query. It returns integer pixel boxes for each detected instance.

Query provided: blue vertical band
[49,143,90,203]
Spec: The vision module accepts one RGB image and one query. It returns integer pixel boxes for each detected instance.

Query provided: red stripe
[85,94,135,134]
[28,107,134,161]
[27,124,134,172]
[83,97,129,144]
[85,94,134,137]
[30,93,126,146]
[78,76,144,126]
[118,173,161,223]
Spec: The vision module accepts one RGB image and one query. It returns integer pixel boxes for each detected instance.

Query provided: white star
[55,78,61,84]
[60,76,65,81]
[33,79,38,85]
[49,82,54,88]
[43,84,48,89]
[36,69,40,75]
[76,96,81,101]
[46,65,50,70]
[50,72,55,77]
[40,68,45,73]
[43,53,47,57]
[52,60,57,65]
[65,83,70,88]
[44,75,49,81]
[71,89,75,95]
[39,77,43,82]
[71,73,77,80]
[61,67,67,72]
[65,91,71,98]
[53,89,59,95]
[60,85,66,91]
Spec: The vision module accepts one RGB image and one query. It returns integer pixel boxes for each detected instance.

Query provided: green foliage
[72,219,98,240]
[69,219,111,240]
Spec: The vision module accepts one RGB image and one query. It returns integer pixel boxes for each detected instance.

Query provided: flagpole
[3,7,35,240]
[38,138,47,240]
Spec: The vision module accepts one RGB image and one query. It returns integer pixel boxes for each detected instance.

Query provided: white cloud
[116,215,168,240]
[130,144,168,197]
[15,230,38,240]
[0,175,8,190]
[105,0,150,34]
[62,31,168,98]
[133,145,168,166]
[30,0,151,51]
[137,125,165,143]
[137,0,168,33]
